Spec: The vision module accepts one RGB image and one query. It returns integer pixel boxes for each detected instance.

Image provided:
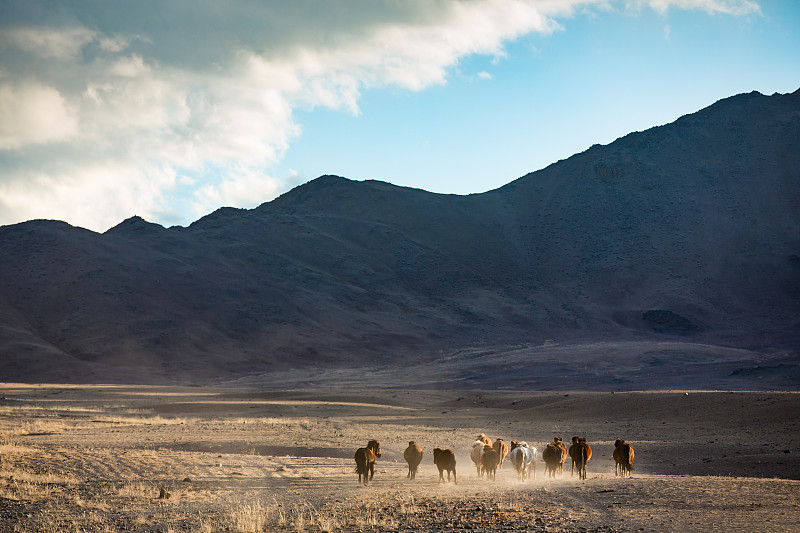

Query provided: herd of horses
[354,434,635,485]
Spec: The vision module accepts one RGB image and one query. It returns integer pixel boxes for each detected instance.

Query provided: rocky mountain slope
[1,89,798,385]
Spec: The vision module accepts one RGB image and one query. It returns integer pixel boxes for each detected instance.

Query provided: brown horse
[613,439,634,478]
[404,441,424,480]
[554,437,568,474]
[569,436,592,480]
[354,440,381,484]
[481,444,500,481]
[433,448,457,484]
[542,442,561,478]
[492,438,509,467]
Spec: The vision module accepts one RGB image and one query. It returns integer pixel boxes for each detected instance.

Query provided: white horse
[470,441,486,477]
[509,440,537,482]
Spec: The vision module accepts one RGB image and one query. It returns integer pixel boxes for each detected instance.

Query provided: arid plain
[1,384,798,532]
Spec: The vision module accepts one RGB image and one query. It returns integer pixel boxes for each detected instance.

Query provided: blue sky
[277,2,800,195]
[0,1,798,231]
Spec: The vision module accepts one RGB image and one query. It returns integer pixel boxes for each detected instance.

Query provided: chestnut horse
[613,439,634,478]
[569,436,592,480]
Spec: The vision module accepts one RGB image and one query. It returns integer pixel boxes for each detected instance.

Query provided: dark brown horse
[433,448,457,484]
[613,439,634,478]
[404,441,424,480]
[481,444,500,481]
[354,440,381,484]
[542,442,561,478]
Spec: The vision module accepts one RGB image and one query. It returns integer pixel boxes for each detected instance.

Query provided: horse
[481,444,500,481]
[470,440,486,477]
[542,442,562,478]
[403,441,424,480]
[508,440,537,482]
[433,448,457,484]
[493,438,509,467]
[613,439,634,478]
[554,437,568,474]
[354,440,381,484]
[569,436,592,480]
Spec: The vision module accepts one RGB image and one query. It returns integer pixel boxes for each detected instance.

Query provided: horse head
[368,439,382,458]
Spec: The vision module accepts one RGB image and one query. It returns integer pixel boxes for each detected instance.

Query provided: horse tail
[354,449,367,475]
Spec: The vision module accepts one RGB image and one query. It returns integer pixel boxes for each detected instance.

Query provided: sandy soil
[0,384,798,532]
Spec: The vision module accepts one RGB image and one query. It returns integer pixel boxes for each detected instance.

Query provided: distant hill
[1,88,799,386]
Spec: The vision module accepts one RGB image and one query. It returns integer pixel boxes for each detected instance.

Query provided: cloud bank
[0,0,760,231]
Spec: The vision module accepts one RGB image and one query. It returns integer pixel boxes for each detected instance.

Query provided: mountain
[1,89,799,386]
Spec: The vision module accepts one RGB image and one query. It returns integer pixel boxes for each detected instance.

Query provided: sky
[0,0,798,232]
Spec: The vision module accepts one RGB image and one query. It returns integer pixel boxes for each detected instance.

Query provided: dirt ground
[0,384,798,532]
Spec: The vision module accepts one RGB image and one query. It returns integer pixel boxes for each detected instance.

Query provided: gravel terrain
[1,384,798,532]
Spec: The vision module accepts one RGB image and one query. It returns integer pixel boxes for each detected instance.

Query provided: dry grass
[0,468,78,486]
[222,498,359,532]
[0,417,75,438]
[114,481,154,499]
[315,510,341,533]
[0,411,192,453]
[0,441,36,455]
[225,498,284,532]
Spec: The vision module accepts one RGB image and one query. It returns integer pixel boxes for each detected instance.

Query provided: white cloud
[0,0,762,231]
[478,71,493,80]
[192,168,281,218]
[0,160,177,231]
[640,0,760,15]
[110,54,150,77]
[0,27,97,59]
[0,82,79,149]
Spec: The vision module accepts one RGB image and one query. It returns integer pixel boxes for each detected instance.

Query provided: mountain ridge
[1,88,798,386]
